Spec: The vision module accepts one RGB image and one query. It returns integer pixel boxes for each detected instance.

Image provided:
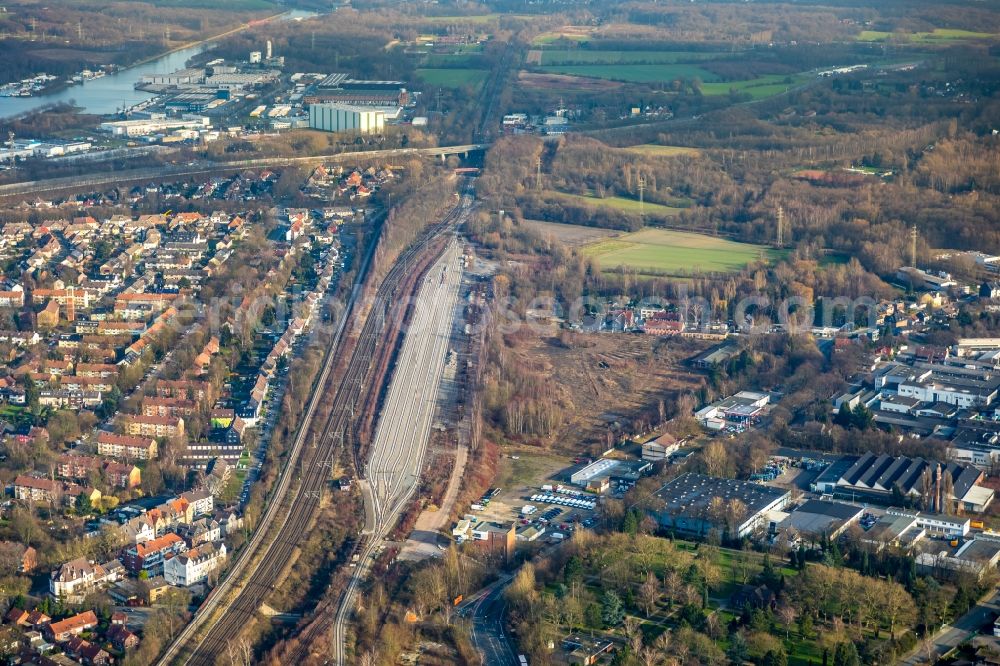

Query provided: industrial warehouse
[811,452,994,513]
[653,473,791,538]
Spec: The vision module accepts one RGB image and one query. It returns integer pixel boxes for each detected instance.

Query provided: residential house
[45,611,98,642]
[122,532,185,576]
[179,489,214,517]
[107,623,139,651]
[96,432,158,460]
[64,636,112,665]
[50,558,118,602]
[163,542,227,587]
[123,414,184,439]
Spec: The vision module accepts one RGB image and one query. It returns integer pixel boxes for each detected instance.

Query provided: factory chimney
[266,40,272,60]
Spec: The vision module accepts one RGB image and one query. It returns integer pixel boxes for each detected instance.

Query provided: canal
[0,9,317,120]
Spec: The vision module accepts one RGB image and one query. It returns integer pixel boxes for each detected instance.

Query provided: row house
[0,289,24,307]
[184,440,245,466]
[124,414,185,439]
[54,453,142,489]
[14,475,102,506]
[96,432,158,460]
[40,358,72,376]
[113,292,177,315]
[122,532,185,576]
[38,389,102,409]
[155,378,210,403]
[96,321,145,336]
[59,376,114,393]
[75,363,118,378]
[142,396,198,418]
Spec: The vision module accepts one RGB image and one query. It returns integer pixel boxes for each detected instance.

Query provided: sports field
[581,228,779,275]
[539,50,722,65]
[415,68,489,88]
[624,144,701,158]
[552,191,688,217]
[540,63,719,83]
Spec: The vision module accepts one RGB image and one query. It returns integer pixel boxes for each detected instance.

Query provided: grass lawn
[624,144,701,158]
[422,53,484,67]
[551,190,688,217]
[700,74,809,99]
[0,405,25,419]
[531,30,592,45]
[581,228,781,275]
[415,68,489,88]
[495,452,569,497]
[539,50,723,66]
[540,63,719,83]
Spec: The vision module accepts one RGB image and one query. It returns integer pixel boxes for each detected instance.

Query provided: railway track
[331,199,471,665]
[0,144,488,199]
[157,200,461,665]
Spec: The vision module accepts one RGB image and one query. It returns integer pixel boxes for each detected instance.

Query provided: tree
[639,571,660,617]
[727,630,749,664]
[11,507,39,549]
[601,590,624,628]
[776,603,797,639]
[585,603,603,629]
[763,648,788,666]
[832,641,861,666]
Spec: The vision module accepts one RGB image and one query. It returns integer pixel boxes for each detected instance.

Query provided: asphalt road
[462,578,520,666]
[900,588,1000,665]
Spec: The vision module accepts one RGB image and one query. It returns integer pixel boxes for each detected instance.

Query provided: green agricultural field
[539,50,722,65]
[581,228,780,275]
[552,191,688,217]
[858,28,996,42]
[624,144,701,157]
[415,68,489,88]
[540,63,719,83]
[700,73,809,99]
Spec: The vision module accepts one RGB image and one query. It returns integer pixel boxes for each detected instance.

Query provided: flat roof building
[653,473,790,538]
[308,103,385,134]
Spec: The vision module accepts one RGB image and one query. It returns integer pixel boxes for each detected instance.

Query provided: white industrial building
[99,117,210,138]
[309,103,385,134]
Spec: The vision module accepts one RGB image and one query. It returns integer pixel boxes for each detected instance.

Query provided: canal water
[0,9,316,120]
